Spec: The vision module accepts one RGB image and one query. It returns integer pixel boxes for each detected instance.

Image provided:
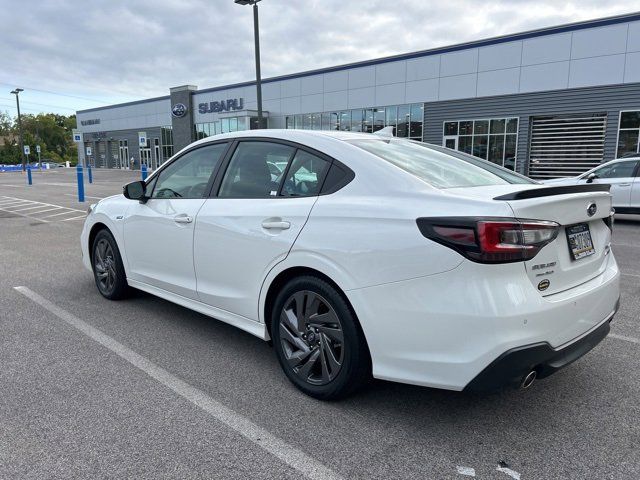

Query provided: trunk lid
[447,184,613,296]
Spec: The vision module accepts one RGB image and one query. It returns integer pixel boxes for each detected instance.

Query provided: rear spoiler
[493,183,611,200]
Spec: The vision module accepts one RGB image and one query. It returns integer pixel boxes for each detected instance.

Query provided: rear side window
[218,142,295,198]
[280,150,330,197]
[349,139,535,188]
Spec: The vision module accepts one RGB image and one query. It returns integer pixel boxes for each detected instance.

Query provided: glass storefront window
[280,103,423,140]
[397,105,410,137]
[410,104,423,139]
[443,117,519,169]
[321,112,330,130]
[444,122,458,136]
[617,111,640,157]
[303,114,312,130]
[330,112,339,130]
[311,113,321,130]
[474,120,489,135]
[340,111,351,131]
[363,109,373,133]
[351,110,363,132]
[490,119,505,134]
[459,121,473,135]
[373,108,385,132]
[229,118,238,132]
[221,118,230,133]
[620,111,640,129]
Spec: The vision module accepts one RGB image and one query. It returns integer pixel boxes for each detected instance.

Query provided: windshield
[348,139,536,188]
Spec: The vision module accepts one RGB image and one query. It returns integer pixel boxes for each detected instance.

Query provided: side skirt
[127,279,268,340]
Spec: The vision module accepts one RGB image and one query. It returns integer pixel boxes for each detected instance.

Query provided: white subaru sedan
[542,157,640,214]
[81,130,620,399]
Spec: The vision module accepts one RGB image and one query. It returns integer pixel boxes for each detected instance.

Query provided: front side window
[281,150,330,197]
[349,139,534,189]
[219,142,295,198]
[151,143,228,199]
[588,161,638,179]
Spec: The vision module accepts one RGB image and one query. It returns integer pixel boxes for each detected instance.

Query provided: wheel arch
[88,221,127,275]
[262,266,371,363]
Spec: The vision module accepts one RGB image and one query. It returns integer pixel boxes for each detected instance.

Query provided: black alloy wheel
[279,290,344,385]
[91,229,129,300]
[272,276,370,400]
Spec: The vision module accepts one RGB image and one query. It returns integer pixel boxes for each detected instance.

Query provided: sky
[0,0,637,117]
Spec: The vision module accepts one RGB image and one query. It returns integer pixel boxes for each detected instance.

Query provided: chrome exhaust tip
[520,370,537,390]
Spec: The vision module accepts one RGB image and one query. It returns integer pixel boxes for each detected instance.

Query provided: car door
[630,162,640,211]
[583,160,639,208]
[123,142,229,299]
[194,140,331,321]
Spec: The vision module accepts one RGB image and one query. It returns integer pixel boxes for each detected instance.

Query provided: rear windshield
[348,139,535,188]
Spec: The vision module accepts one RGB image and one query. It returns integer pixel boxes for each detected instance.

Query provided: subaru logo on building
[587,203,597,217]
[171,103,187,118]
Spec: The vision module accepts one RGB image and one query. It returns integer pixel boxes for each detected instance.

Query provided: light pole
[235,0,263,129]
[10,88,25,171]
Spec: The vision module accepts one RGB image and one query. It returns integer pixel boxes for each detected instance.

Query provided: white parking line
[456,466,476,476]
[621,272,640,278]
[0,201,34,208]
[29,207,63,215]
[11,205,56,212]
[41,210,80,218]
[0,208,48,222]
[61,215,87,222]
[1,196,84,212]
[64,193,104,200]
[610,333,640,345]
[13,286,344,480]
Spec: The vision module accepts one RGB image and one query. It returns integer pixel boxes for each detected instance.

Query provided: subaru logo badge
[587,203,597,217]
[171,103,187,118]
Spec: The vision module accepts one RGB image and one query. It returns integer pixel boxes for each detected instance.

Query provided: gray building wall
[83,127,163,168]
[423,83,640,175]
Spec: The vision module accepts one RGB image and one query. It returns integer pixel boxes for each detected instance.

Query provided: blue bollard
[88,164,93,184]
[76,164,85,202]
[141,163,148,181]
[27,165,32,185]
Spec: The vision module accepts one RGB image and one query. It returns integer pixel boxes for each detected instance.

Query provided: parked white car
[81,130,620,399]
[543,157,640,214]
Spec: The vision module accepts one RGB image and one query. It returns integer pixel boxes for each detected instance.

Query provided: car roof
[189,129,392,146]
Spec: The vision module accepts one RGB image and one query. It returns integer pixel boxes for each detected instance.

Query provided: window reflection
[284,103,424,140]
[442,117,519,170]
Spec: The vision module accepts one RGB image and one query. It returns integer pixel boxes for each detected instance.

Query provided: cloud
[0,0,635,112]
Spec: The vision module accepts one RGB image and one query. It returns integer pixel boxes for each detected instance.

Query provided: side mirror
[586,172,597,183]
[123,181,147,202]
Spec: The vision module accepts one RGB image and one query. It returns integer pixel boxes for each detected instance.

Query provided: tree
[0,112,77,165]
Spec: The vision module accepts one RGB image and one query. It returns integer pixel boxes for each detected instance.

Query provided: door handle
[174,214,193,224]
[618,183,631,187]
[261,219,291,230]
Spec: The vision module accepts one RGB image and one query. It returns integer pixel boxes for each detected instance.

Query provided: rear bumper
[346,252,620,390]
[464,303,617,392]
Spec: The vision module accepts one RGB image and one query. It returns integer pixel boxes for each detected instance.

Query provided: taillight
[416,217,560,264]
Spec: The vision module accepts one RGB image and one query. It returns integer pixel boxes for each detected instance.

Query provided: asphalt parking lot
[1,168,639,479]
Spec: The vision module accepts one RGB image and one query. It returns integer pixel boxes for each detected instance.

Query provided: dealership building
[76,12,640,178]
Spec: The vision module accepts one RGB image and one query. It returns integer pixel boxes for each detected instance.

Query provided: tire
[91,229,129,300]
[271,275,371,400]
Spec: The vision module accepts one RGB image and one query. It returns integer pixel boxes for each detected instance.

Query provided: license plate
[566,223,595,260]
